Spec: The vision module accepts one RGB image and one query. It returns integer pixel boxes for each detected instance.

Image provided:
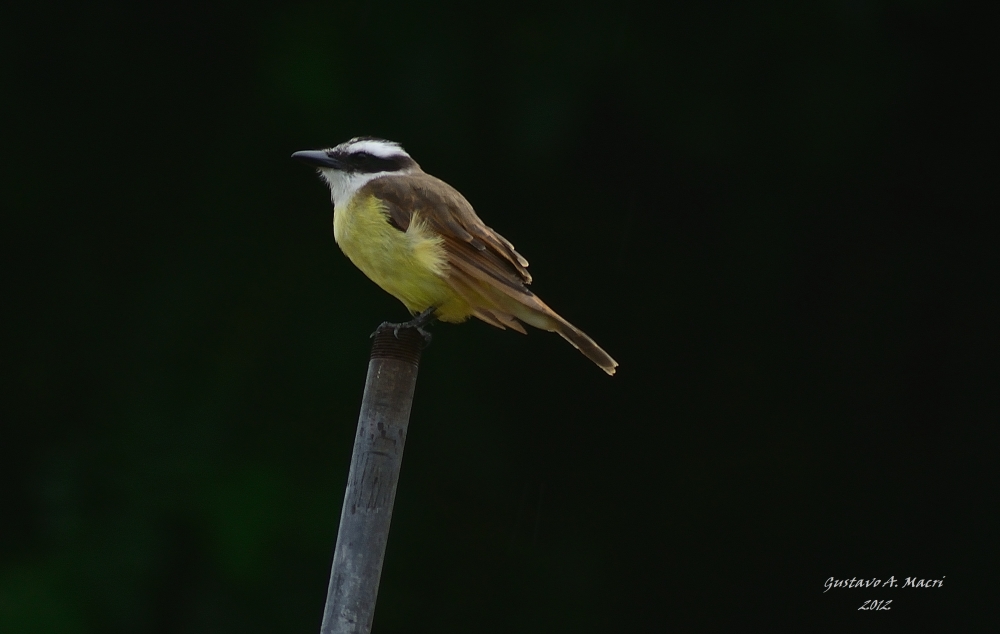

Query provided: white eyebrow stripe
[346,139,409,159]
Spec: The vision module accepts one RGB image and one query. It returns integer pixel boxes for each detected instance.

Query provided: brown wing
[363,172,533,289]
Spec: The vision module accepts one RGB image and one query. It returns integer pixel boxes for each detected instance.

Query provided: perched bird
[292,137,618,375]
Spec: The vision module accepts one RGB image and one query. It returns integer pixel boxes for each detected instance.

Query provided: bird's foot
[371,306,437,347]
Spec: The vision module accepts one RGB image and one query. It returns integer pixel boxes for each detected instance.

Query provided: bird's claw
[370,307,437,348]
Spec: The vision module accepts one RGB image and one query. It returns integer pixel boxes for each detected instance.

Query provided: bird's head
[292,137,419,206]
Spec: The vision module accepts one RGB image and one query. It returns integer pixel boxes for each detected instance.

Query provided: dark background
[2,0,995,631]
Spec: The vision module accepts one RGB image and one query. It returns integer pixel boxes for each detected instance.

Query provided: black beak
[291,150,344,169]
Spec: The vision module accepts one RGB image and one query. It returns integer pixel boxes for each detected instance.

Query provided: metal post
[319,325,425,634]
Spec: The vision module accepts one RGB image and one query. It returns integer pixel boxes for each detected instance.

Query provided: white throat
[319,168,410,209]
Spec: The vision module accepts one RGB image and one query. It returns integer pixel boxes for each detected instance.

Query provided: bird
[292,137,618,375]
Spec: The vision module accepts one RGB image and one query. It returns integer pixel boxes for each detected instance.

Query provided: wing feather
[363,174,534,293]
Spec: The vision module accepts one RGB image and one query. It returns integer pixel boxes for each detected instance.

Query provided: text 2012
[858,599,892,611]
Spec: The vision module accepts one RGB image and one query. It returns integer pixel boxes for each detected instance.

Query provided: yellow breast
[333,192,471,321]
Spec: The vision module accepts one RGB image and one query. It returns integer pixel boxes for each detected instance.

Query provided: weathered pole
[319,324,425,634]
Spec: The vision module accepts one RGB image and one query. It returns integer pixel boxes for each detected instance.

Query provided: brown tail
[444,270,618,375]
[551,315,618,375]
[509,300,618,376]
